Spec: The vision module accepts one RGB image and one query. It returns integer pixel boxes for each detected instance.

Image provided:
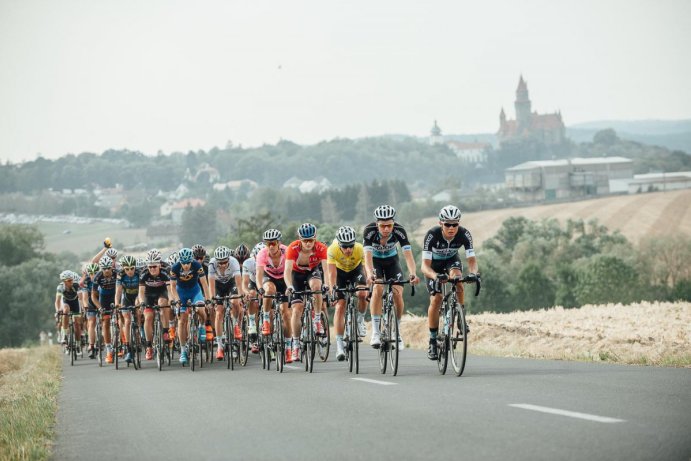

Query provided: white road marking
[351,377,398,386]
[509,404,625,423]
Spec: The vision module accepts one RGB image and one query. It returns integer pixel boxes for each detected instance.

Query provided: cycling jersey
[327,240,364,272]
[256,245,288,279]
[170,261,206,290]
[421,225,475,261]
[285,240,328,273]
[362,222,412,258]
[57,282,79,302]
[242,258,257,284]
[208,257,241,285]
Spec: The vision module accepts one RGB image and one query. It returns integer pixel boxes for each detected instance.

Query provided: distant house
[160,198,206,224]
[628,172,691,193]
[505,157,633,201]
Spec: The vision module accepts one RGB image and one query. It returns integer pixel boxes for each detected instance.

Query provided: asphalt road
[53,346,691,461]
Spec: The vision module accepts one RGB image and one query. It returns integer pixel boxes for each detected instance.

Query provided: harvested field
[414,189,691,248]
[399,301,691,366]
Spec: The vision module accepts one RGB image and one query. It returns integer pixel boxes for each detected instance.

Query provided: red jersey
[285,240,328,273]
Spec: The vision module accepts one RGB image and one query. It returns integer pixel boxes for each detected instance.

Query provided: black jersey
[422,225,475,261]
[362,222,412,259]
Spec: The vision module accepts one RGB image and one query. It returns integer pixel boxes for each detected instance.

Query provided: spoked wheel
[69,322,75,366]
[317,310,330,362]
[388,309,400,376]
[113,322,120,370]
[275,310,284,373]
[450,304,468,377]
[239,315,249,366]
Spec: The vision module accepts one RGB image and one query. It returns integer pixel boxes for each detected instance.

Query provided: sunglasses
[339,243,355,249]
[443,222,459,228]
[301,238,315,243]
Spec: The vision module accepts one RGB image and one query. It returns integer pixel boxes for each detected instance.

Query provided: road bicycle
[436,275,481,376]
[333,284,370,374]
[373,279,415,376]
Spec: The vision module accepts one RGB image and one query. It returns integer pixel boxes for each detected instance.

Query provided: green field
[36,221,148,256]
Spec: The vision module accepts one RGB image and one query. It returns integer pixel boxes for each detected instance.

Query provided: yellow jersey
[327,240,364,272]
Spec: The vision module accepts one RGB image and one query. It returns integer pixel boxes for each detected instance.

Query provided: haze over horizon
[1,0,689,162]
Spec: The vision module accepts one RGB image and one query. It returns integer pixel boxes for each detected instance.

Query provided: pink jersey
[256,245,288,279]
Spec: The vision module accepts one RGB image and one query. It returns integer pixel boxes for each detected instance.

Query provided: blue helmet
[178,248,193,263]
[297,223,316,239]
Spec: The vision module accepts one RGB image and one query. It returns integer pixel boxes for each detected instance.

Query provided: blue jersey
[171,261,206,290]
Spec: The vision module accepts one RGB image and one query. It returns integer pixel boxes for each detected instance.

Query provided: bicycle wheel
[239,314,248,366]
[437,307,448,375]
[378,310,388,374]
[388,308,399,376]
[113,320,120,370]
[317,310,330,362]
[450,304,468,377]
[97,322,103,367]
[69,320,75,366]
[275,307,284,373]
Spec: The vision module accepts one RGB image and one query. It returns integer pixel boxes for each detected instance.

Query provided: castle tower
[515,75,532,131]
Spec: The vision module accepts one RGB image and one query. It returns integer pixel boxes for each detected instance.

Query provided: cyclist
[170,247,212,366]
[284,223,329,363]
[138,249,173,361]
[115,255,140,363]
[79,263,100,358]
[363,205,419,349]
[208,245,243,360]
[255,229,292,363]
[243,242,265,353]
[327,226,368,361]
[91,255,117,363]
[420,205,479,360]
[56,270,82,353]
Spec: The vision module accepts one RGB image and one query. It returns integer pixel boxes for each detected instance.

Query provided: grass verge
[0,346,61,461]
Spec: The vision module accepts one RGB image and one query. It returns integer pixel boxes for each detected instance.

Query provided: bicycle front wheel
[450,305,468,377]
[388,309,399,376]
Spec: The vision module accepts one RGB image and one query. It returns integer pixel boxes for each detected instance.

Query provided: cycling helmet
[167,252,179,266]
[98,255,113,269]
[60,270,71,281]
[120,255,136,268]
[373,205,396,221]
[336,226,357,244]
[263,229,282,241]
[251,242,266,258]
[234,243,250,260]
[178,248,194,263]
[191,244,206,258]
[439,205,461,222]
[105,248,118,259]
[135,258,146,270]
[86,263,100,275]
[214,246,231,260]
[297,223,317,239]
[145,249,162,264]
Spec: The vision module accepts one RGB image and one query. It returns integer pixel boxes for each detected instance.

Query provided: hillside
[414,189,691,248]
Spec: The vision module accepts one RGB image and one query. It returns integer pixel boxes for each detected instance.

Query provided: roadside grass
[0,347,61,461]
[400,301,691,367]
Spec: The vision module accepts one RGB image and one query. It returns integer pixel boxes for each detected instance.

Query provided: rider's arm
[284,260,295,290]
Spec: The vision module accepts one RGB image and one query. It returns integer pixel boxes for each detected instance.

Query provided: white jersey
[242,257,257,283]
[208,256,241,285]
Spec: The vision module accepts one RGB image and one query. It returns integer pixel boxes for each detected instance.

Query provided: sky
[0,0,689,162]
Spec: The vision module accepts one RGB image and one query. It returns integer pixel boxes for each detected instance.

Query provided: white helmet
[145,249,162,264]
[439,205,461,222]
[373,205,396,221]
[336,226,356,244]
[251,242,266,258]
[214,246,231,260]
